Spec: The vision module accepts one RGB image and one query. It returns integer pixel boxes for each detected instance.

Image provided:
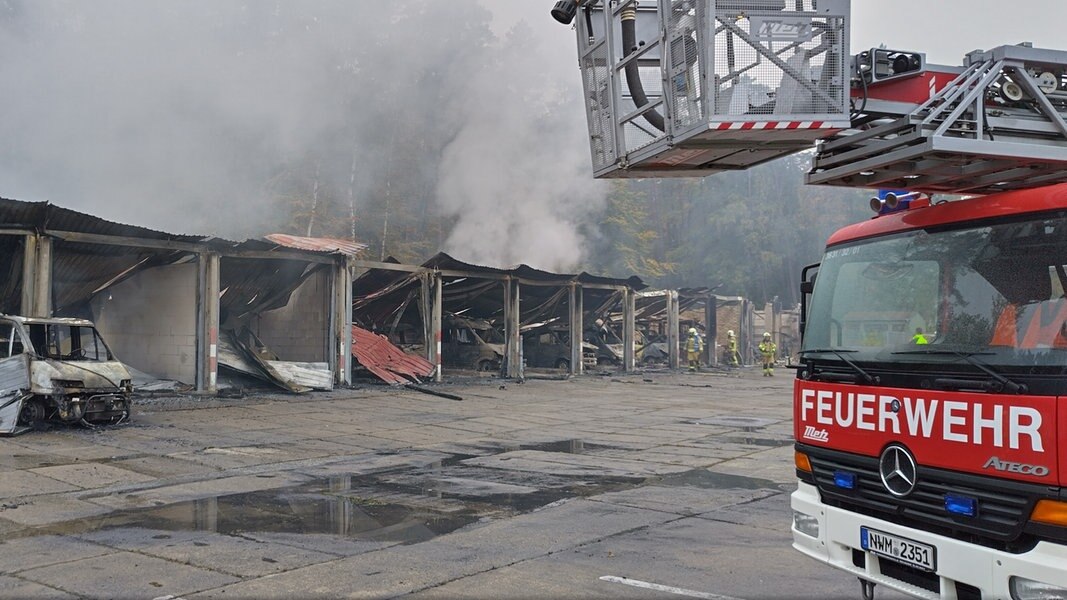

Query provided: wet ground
[0,368,907,600]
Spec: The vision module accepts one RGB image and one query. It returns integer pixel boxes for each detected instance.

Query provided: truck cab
[792,185,1067,599]
[0,315,132,435]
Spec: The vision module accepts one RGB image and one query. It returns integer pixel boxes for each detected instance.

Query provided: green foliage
[584,154,872,306]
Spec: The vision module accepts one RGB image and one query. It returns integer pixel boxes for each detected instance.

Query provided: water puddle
[499,439,612,454]
[718,437,793,448]
[688,416,779,429]
[49,485,480,544]
[21,443,637,544]
[657,469,782,491]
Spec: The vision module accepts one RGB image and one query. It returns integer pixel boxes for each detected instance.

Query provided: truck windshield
[27,324,112,362]
[804,210,1067,369]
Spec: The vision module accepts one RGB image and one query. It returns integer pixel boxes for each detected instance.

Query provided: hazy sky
[496,0,1065,67]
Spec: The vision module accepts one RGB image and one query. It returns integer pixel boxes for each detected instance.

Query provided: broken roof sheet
[264,233,368,257]
[351,325,435,385]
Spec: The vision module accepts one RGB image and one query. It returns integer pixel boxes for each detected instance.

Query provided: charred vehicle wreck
[0,316,132,435]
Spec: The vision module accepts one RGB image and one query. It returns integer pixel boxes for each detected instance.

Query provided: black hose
[621,9,665,132]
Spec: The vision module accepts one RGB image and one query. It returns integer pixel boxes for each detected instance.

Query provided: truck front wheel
[17,399,47,426]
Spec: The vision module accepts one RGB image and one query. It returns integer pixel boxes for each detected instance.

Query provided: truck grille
[802,445,1046,551]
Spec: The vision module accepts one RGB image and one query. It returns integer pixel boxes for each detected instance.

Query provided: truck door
[0,321,31,435]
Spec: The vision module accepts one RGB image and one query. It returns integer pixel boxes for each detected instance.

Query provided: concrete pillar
[568,283,584,375]
[430,273,442,382]
[622,287,635,372]
[332,257,353,386]
[667,289,680,369]
[196,252,221,393]
[20,234,38,316]
[504,278,522,379]
[33,236,52,317]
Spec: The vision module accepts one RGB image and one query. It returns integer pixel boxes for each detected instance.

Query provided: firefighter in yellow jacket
[685,327,703,371]
[726,330,740,367]
[759,332,777,376]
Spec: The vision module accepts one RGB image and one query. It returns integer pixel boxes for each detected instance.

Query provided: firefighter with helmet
[759,332,777,376]
[685,327,703,371]
[726,330,740,367]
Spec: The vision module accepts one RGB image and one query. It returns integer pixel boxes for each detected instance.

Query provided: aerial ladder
[549,0,1067,194]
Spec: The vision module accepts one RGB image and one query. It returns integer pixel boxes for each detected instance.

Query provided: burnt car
[442,315,505,372]
[522,327,597,371]
[0,315,132,435]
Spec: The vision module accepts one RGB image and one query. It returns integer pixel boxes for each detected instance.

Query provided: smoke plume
[0,0,605,269]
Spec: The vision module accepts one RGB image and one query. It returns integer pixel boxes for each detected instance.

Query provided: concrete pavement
[0,368,898,599]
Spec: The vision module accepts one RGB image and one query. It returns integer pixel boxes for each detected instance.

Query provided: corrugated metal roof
[0,198,203,241]
[264,234,368,257]
[351,325,434,385]
[425,252,646,290]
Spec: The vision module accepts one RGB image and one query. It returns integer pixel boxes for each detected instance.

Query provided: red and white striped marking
[712,120,834,130]
[712,118,845,129]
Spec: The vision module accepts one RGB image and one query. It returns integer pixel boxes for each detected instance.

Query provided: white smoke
[0,0,606,268]
[436,20,605,272]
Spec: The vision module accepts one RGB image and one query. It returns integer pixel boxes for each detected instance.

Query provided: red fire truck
[554,1,1067,597]
[792,184,1067,600]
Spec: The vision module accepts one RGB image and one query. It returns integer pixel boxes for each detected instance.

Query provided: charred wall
[91,262,198,383]
[252,268,329,362]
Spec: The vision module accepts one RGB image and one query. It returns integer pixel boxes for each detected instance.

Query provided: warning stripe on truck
[712,120,833,130]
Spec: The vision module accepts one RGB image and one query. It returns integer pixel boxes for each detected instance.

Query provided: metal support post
[568,283,584,375]
[196,252,221,393]
[667,290,680,369]
[20,234,38,316]
[504,278,522,379]
[29,235,52,317]
[623,287,636,372]
[332,257,353,386]
[430,273,442,382]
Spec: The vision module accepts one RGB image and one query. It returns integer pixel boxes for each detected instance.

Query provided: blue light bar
[945,494,978,517]
[833,470,856,490]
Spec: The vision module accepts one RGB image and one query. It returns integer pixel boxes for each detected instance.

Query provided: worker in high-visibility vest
[911,327,929,345]
[759,332,777,376]
[726,330,740,367]
[685,327,703,371]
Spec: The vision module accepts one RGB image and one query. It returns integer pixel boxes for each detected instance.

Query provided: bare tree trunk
[306,161,321,237]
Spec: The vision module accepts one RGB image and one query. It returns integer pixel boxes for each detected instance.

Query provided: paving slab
[76,527,338,578]
[0,494,118,527]
[106,454,221,479]
[19,551,239,600]
[0,575,78,599]
[0,470,80,499]
[29,462,157,489]
[0,535,116,574]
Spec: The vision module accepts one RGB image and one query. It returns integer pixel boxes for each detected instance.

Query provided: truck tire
[17,399,47,426]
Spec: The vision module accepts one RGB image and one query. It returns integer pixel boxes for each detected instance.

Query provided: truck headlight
[1010,577,1067,600]
[793,510,819,538]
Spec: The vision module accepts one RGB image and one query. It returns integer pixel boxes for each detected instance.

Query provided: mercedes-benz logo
[879,444,918,497]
